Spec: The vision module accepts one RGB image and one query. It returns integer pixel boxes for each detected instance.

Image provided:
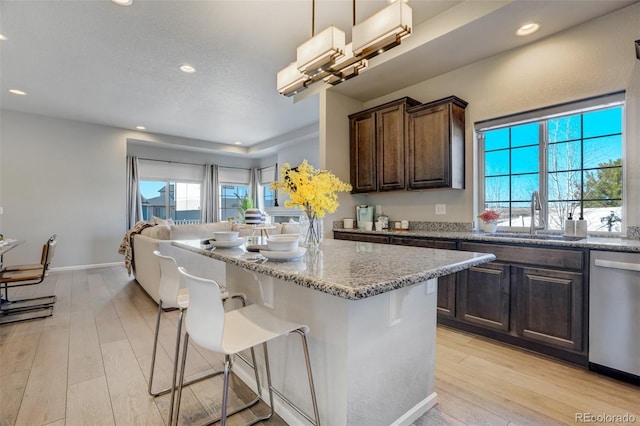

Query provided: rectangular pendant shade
[352,1,412,59]
[297,26,346,76]
[277,62,308,96]
[325,43,367,85]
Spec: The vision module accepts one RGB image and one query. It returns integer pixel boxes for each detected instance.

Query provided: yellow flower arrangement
[270,160,352,217]
[271,160,351,247]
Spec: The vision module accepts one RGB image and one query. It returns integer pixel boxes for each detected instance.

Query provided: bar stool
[148,251,249,424]
[174,267,321,426]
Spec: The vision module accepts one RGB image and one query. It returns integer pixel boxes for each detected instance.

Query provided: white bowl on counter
[266,235,299,252]
[213,231,239,242]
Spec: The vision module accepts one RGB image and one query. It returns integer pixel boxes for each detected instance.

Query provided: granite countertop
[334,228,640,253]
[172,239,495,300]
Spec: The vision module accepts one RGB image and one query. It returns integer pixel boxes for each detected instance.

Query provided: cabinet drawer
[459,242,584,270]
[390,236,456,250]
[334,232,389,244]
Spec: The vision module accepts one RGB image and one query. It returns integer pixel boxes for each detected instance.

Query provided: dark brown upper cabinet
[406,96,467,190]
[349,97,420,193]
[349,96,467,193]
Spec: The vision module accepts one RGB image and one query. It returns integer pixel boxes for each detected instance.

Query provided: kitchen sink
[482,232,585,241]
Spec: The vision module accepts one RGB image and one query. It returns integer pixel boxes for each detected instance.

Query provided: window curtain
[126,155,143,229]
[201,164,219,223]
[250,167,261,211]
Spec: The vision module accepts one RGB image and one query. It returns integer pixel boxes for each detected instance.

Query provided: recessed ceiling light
[9,89,26,96]
[0,34,7,41]
[111,0,133,5]
[233,141,242,145]
[516,22,540,36]
[136,125,146,130]
[180,64,196,73]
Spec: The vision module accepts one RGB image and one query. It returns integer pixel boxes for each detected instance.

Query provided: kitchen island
[170,238,495,426]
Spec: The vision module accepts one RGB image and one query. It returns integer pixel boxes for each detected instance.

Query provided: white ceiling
[1,0,636,157]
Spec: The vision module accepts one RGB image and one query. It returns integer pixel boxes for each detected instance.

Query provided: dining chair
[148,251,250,424]
[174,266,320,426]
[0,234,57,325]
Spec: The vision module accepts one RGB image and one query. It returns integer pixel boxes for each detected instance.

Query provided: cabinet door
[437,274,457,318]
[515,267,584,351]
[407,99,465,190]
[376,104,406,191]
[457,262,510,331]
[407,104,451,189]
[350,112,377,193]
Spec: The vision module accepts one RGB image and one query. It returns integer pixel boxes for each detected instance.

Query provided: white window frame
[476,92,625,235]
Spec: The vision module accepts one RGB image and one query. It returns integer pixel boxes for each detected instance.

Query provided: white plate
[209,237,246,248]
[259,247,307,261]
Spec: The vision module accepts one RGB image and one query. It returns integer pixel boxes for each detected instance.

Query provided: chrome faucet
[530,190,545,235]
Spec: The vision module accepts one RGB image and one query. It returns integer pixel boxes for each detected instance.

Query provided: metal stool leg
[167,308,185,425]
[173,332,190,426]
[221,355,232,426]
[148,301,164,396]
[249,329,321,426]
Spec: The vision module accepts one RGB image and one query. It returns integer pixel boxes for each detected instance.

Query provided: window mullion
[540,121,548,227]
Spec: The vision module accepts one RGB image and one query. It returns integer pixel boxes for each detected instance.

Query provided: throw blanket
[118,221,154,276]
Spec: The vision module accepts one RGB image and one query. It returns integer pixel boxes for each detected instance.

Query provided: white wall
[324,3,640,229]
[0,110,128,268]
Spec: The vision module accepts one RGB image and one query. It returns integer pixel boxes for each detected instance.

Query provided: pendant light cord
[353,0,356,26]
[311,0,315,36]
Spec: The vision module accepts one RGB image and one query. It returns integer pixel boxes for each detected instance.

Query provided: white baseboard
[391,392,439,426]
[51,261,124,271]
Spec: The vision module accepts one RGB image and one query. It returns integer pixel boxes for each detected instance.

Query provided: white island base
[223,264,438,426]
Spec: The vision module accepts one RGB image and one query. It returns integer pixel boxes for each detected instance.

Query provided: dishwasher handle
[594,258,640,272]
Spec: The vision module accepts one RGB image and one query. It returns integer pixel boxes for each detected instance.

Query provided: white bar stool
[174,267,321,426]
[148,251,249,424]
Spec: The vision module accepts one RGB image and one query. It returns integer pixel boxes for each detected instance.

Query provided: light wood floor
[1,267,638,426]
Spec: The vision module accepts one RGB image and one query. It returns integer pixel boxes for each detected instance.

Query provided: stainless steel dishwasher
[589,250,640,385]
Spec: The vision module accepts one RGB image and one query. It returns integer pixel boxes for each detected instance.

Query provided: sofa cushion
[141,224,172,240]
[152,216,175,227]
[170,222,231,240]
[281,222,300,235]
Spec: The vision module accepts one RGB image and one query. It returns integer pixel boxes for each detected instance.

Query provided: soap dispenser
[575,215,588,238]
[564,213,575,236]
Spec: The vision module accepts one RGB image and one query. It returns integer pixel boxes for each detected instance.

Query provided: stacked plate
[209,233,245,248]
[260,235,305,261]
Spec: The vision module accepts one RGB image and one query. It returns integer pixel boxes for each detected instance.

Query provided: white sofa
[131,221,299,303]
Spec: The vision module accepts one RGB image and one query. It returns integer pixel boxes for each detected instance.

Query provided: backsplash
[334,220,473,232]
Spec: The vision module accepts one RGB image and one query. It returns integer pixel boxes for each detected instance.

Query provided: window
[478,93,624,233]
[263,187,276,208]
[219,184,249,221]
[140,180,202,224]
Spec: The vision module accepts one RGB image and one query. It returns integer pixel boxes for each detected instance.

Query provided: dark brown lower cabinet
[515,266,584,352]
[332,231,589,364]
[457,262,511,331]
[437,274,456,318]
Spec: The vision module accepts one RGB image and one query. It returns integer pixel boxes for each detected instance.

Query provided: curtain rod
[136,157,275,172]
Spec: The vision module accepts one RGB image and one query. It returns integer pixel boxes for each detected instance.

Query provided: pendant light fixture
[324,2,367,86]
[276,0,412,95]
[352,0,412,59]
[297,0,346,76]
[277,62,309,96]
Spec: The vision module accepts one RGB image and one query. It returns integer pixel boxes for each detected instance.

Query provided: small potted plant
[478,209,501,233]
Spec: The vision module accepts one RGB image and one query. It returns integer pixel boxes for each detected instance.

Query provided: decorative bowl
[213,231,239,242]
[266,236,299,252]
